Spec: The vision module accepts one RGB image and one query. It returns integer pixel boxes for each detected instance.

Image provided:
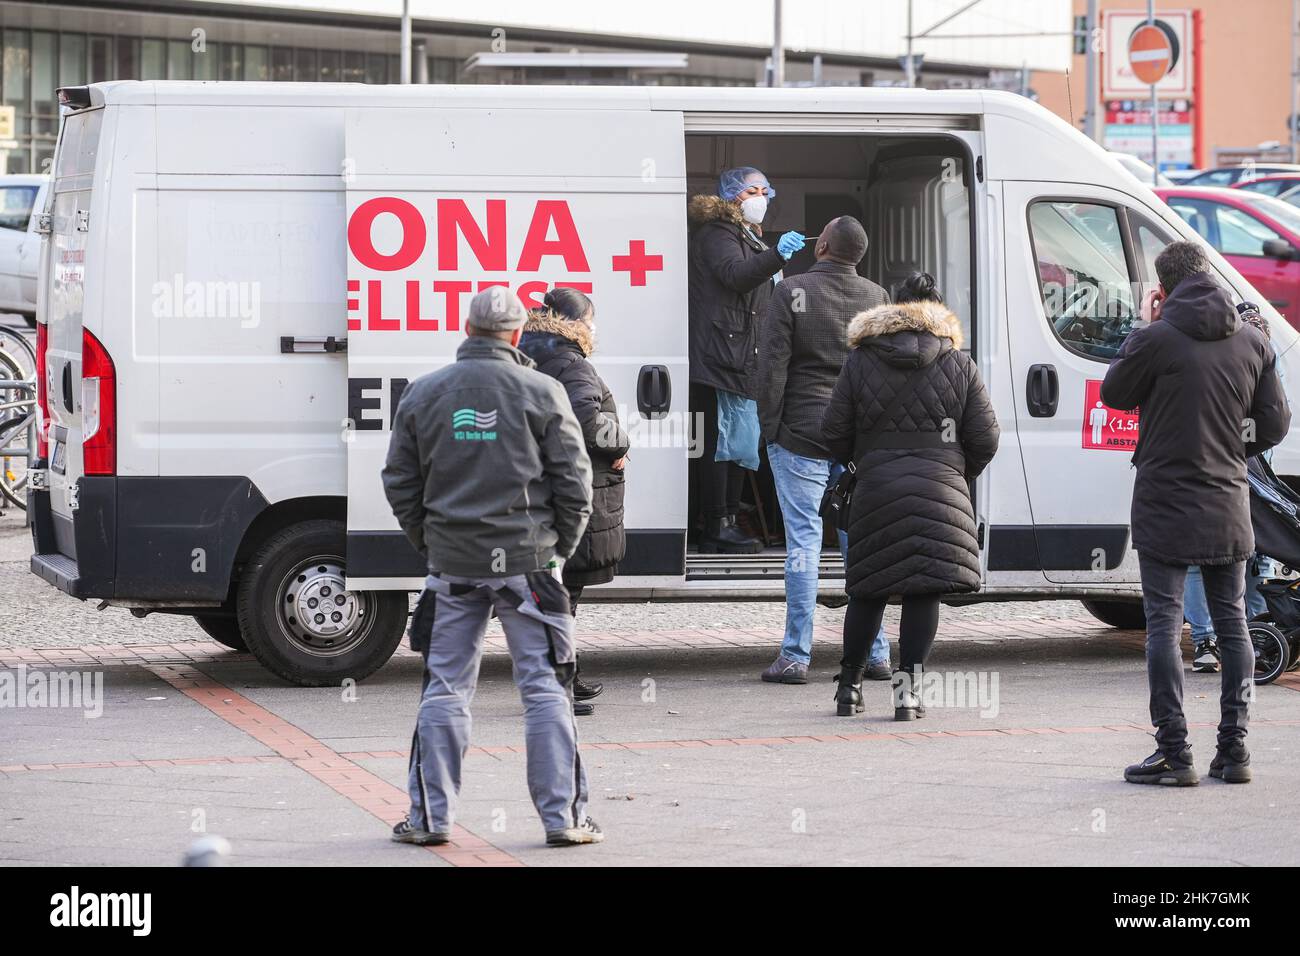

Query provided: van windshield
[0,185,38,231]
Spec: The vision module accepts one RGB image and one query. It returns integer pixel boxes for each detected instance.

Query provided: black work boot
[700,515,762,554]
[1209,740,1252,783]
[1124,747,1198,786]
[833,661,866,717]
[891,669,925,721]
[573,662,603,701]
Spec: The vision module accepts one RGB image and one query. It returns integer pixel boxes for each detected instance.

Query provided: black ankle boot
[891,669,925,721]
[699,514,762,554]
[833,662,866,717]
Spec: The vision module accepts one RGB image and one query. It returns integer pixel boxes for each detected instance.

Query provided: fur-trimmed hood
[521,309,594,357]
[847,300,964,352]
[687,193,744,227]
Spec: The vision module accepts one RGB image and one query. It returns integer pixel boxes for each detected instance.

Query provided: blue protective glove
[776,231,805,260]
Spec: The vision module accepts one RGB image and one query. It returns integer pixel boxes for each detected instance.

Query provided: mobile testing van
[27,81,1300,684]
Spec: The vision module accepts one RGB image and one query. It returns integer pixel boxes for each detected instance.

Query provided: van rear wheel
[1080,599,1147,630]
[192,613,248,652]
[236,519,406,686]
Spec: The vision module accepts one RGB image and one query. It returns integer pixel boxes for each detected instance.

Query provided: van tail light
[81,328,116,476]
[34,321,49,459]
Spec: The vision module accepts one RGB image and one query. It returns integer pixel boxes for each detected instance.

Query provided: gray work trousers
[1138,554,1253,756]
[406,571,587,835]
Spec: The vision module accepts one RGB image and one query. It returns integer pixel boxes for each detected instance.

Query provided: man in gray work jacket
[382,287,600,847]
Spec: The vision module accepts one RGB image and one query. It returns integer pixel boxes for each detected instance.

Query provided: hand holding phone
[1140,287,1164,324]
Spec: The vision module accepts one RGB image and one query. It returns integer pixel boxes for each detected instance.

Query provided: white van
[28,81,1300,685]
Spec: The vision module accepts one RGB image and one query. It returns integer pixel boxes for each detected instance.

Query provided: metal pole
[1148,0,1159,182]
[1084,0,1099,141]
[905,0,915,87]
[771,0,784,88]
[399,0,412,84]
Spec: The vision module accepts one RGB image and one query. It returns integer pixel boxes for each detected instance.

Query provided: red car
[1156,186,1300,328]
[1231,173,1300,198]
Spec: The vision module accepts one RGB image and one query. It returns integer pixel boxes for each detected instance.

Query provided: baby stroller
[1245,456,1300,684]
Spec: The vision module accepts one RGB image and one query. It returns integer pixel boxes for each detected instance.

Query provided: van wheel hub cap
[280,558,368,655]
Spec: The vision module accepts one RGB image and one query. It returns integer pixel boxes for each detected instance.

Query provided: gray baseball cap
[466,287,528,332]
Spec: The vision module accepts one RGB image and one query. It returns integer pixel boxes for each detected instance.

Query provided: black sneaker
[1209,741,1252,783]
[391,818,450,845]
[866,661,893,681]
[1123,748,1198,786]
[1192,641,1221,673]
[573,700,595,716]
[546,816,605,847]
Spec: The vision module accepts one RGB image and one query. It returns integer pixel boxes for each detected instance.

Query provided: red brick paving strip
[140,663,521,867]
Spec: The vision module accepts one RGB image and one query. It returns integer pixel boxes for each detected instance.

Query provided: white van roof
[74,80,1132,189]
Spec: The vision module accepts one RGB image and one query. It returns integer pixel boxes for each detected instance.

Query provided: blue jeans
[768,442,888,667]
[1184,560,1269,647]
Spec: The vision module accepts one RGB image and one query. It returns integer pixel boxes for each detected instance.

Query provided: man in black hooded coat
[1102,241,1290,786]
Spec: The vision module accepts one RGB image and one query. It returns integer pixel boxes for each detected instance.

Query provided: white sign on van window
[342,107,688,555]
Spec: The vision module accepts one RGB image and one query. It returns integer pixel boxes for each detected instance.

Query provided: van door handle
[1026,363,1058,417]
[61,362,74,412]
[637,364,671,418]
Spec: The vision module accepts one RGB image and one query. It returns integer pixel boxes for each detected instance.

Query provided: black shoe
[891,670,925,721]
[391,818,450,845]
[833,662,865,717]
[1192,640,1221,673]
[1124,748,1198,786]
[573,700,595,716]
[866,661,892,681]
[546,816,605,846]
[699,515,762,554]
[573,674,603,701]
[1209,741,1252,783]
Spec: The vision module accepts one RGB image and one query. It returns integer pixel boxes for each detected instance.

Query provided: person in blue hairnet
[688,166,805,553]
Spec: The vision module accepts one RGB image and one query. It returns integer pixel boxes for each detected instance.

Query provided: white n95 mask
[740,195,768,224]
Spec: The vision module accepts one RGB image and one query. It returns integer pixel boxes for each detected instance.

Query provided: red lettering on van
[349,197,425,271]
[437,199,507,271]
[517,200,590,272]
[434,280,473,332]
[366,280,402,331]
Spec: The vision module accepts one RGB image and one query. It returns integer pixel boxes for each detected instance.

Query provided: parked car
[0,173,50,326]
[1157,185,1300,327]
[1181,163,1300,187]
[1232,173,1300,198]
[1108,151,1172,186]
[1164,168,1203,184]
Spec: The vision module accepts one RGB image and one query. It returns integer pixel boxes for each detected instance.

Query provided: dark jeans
[843,594,941,673]
[1138,554,1252,755]
[690,382,744,519]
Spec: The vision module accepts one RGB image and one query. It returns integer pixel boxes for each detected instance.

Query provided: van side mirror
[1263,237,1297,260]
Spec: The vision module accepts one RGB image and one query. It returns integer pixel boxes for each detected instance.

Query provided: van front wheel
[1080,599,1147,630]
[237,519,406,686]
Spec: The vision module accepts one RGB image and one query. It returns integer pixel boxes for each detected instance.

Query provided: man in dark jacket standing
[754,216,892,684]
[1103,242,1290,786]
[382,288,603,846]
[688,167,805,553]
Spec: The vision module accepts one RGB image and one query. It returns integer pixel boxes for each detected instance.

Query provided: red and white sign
[1102,10,1193,99]
[1082,379,1139,451]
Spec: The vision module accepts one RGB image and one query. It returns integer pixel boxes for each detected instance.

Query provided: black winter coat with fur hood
[519,311,631,587]
[687,194,786,397]
[821,301,1000,599]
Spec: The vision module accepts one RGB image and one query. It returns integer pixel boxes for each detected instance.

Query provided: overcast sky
[210,1,1073,71]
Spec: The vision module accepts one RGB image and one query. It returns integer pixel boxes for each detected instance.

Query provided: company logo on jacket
[452,407,498,440]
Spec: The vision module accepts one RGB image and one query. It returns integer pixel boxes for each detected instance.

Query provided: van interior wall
[685,132,973,556]
[685,133,972,347]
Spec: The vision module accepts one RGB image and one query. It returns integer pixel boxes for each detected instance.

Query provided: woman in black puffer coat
[519,288,630,715]
[821,273,1000,720]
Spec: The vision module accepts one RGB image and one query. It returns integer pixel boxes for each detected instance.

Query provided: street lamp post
[400,0,412,84]
[1148,0,1159,181]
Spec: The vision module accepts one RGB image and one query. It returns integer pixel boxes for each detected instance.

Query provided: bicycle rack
[0,377,36,527]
